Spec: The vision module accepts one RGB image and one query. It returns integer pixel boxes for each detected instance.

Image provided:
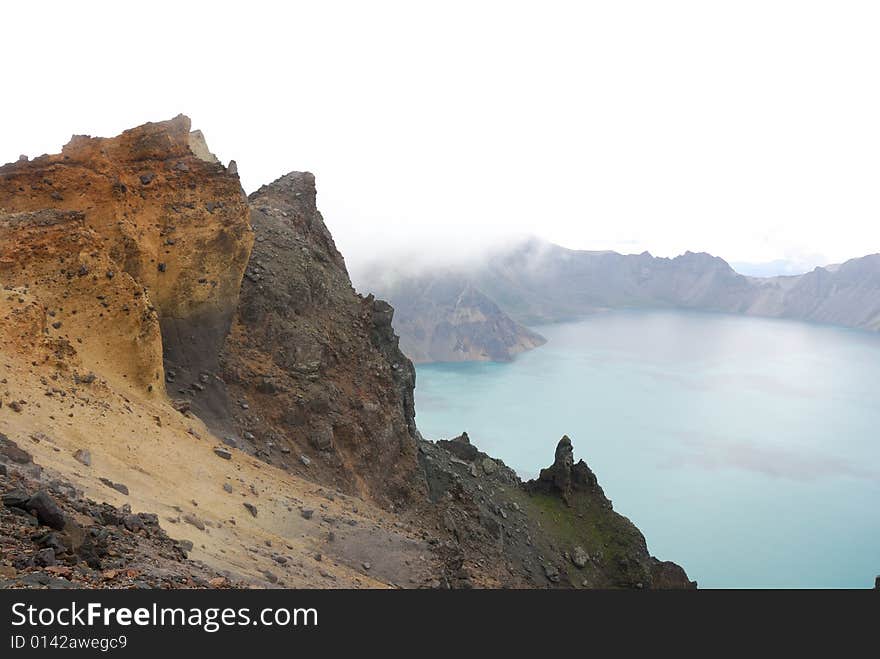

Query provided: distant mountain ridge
[361,238,880,363]
[364,271,546,363]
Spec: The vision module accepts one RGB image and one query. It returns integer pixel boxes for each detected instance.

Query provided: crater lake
[413,310,880,588]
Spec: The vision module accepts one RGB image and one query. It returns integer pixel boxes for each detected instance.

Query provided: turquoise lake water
[413,310,880,588]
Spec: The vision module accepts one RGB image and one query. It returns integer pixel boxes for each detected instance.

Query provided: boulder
[123,514,145,533]
[98,478,129,496]
[2,489,33,509]
[436,432,480,462]
[183,514,205,531]
[308,424,334,451]
[0,433,33,464]
[571,545,589,569]
[35,548,57,567]
[26,491,67,530]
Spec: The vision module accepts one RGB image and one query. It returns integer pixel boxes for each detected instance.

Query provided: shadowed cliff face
[219,172,421,507]
[0,116,253,407]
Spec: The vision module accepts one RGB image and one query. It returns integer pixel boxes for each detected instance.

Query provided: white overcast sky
[3,1,879,273]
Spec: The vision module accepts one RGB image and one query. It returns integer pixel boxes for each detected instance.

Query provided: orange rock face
[0,116,253,395]
[0,210,164,393]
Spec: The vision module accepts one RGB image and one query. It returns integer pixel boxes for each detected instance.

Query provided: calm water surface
[414,310,880,588]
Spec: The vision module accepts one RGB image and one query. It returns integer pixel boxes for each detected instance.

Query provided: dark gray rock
[308,424,334,451]
[2,489,32,508]
[0,433,33,464]
[74,372,96,385]
[33,531,66,554]
[526,436,600,505]
[436,432,479,461]
[98,478,129,496]
[571,545,589,569]
[176,539,194,554]
[183,514,205,531]
[213,448,232,460]
[26,491,67,530]
[123,514,144,533]
[35,548,56,567]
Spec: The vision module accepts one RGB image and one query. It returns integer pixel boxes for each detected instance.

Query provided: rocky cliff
[0,209,164,394]
[0,115,253,406]
[218,172,420,507]
[0,117,693,589]
[418,433,695,588]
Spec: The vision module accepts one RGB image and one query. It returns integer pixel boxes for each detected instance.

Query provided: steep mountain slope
[419,433,695,588]
[219,172,421,507]
[0,117,693,589]
[762,254,880,330]
[0,115,253,427]
[0,120,424,587]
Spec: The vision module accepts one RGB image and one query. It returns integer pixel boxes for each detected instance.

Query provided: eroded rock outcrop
[526,435,601,505]
[219,172,421,507]
[0,115,253,401]
[0,210,164,393]
[420,433,695,588]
